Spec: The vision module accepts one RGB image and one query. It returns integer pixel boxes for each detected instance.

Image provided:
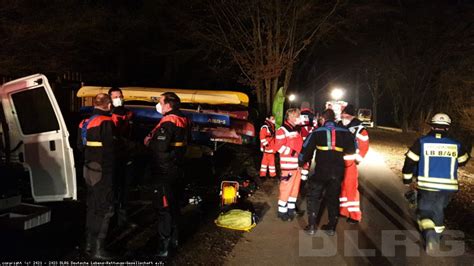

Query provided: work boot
[277,212,290,222]
[303,224,317,236]
[321,218,338,236]
[424,229,440,255]
[157,238,170,257]
[91,239,119,261]
[347,218,359,225]
[287,210,296,221]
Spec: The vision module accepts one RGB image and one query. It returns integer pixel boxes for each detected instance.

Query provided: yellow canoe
[77,86,249,106]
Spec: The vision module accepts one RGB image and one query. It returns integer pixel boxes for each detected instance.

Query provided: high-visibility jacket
[339,118,369,221]
[275,121,303,214]
[402,130,470,191]
[259,120,275,153]
[346,118,369,162]
[275,121,303,171]
[300,108,317,141]
[259,120,276,177]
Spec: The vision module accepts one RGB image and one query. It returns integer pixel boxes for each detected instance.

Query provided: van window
[11,87,59,135]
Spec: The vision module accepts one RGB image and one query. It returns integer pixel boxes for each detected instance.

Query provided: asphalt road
[226,149,474,265]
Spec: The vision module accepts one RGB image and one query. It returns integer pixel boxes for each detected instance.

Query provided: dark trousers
[84,162,115,240]
[417,190,453,232]
[306,173,344,225]
[113,159,133,223]
[153,181,181,240]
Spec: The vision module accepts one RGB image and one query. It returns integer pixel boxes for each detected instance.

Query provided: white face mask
[155,103,163,114]
[342,118,351,126]
[112,98,123,107]
[295,116,302,125]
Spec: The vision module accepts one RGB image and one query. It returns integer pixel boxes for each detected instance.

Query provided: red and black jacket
[298,120,356,179]
[111,106,133,139]
[111,106,134,160]
[148,109,190,181]
[77,109,116,170]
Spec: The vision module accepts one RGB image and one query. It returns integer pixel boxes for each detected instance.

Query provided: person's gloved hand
[301,169,309,181]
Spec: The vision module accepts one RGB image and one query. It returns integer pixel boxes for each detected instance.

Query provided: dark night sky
[1,0,473,127]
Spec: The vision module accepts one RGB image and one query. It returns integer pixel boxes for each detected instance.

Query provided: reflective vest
[259,124,275,153]
[275,121,303,171]
[347,121,369,162]
[410,135,465,191]
[300,108,317,141]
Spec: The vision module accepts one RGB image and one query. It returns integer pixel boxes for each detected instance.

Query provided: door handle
[49,140,56,151]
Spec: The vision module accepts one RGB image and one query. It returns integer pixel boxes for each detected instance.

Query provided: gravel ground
[368,127,474,251]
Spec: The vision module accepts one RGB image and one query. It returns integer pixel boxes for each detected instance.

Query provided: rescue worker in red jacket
[339,104,369,224]
[259,116,277,178]
[144,92,190,257]
[77,93,117,260]
[108,87,136,228]
[274,108,304,221]
[299,101,318,141]
[298,102,318,183]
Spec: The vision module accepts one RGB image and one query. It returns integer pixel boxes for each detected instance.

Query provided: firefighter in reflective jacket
[299,101,318,141]
[259,116,277,178]
[274,108,304,221]
[108,87,136,228]
[77,93,117,260]
[402,113,470,254]
[339,104,369,224]
[298,109,356,236]
[144,92,189,257]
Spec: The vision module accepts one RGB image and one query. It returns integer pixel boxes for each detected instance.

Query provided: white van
[0,74,76,230]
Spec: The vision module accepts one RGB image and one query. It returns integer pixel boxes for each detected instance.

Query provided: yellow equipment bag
[215,209,256,232]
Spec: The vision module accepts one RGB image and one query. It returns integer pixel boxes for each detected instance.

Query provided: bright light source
[331,88,344,100]
[289,94,296,102]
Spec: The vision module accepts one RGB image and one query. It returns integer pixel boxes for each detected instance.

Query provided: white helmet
[430,113,451,126]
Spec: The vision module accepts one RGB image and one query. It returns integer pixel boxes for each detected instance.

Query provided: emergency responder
[108,87,136,228]
[299,109,356,236]
[402,113,470,254]
[274,108,304,221]
[297,102,317,208]
[339,104,369,224]
[259,115,277,178]
[144,92,189,257]
[299,101,318,141]
[77,93,118,260]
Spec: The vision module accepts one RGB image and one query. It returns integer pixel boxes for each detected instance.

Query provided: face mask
[295,116,302,125]
[155,103,163,114]
[112,98,123,107]
[342,118,351,126]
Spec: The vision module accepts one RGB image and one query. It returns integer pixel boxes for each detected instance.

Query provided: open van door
[0,74,76,202]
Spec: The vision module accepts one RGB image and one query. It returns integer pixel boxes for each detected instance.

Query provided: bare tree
[194,0,340,113]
